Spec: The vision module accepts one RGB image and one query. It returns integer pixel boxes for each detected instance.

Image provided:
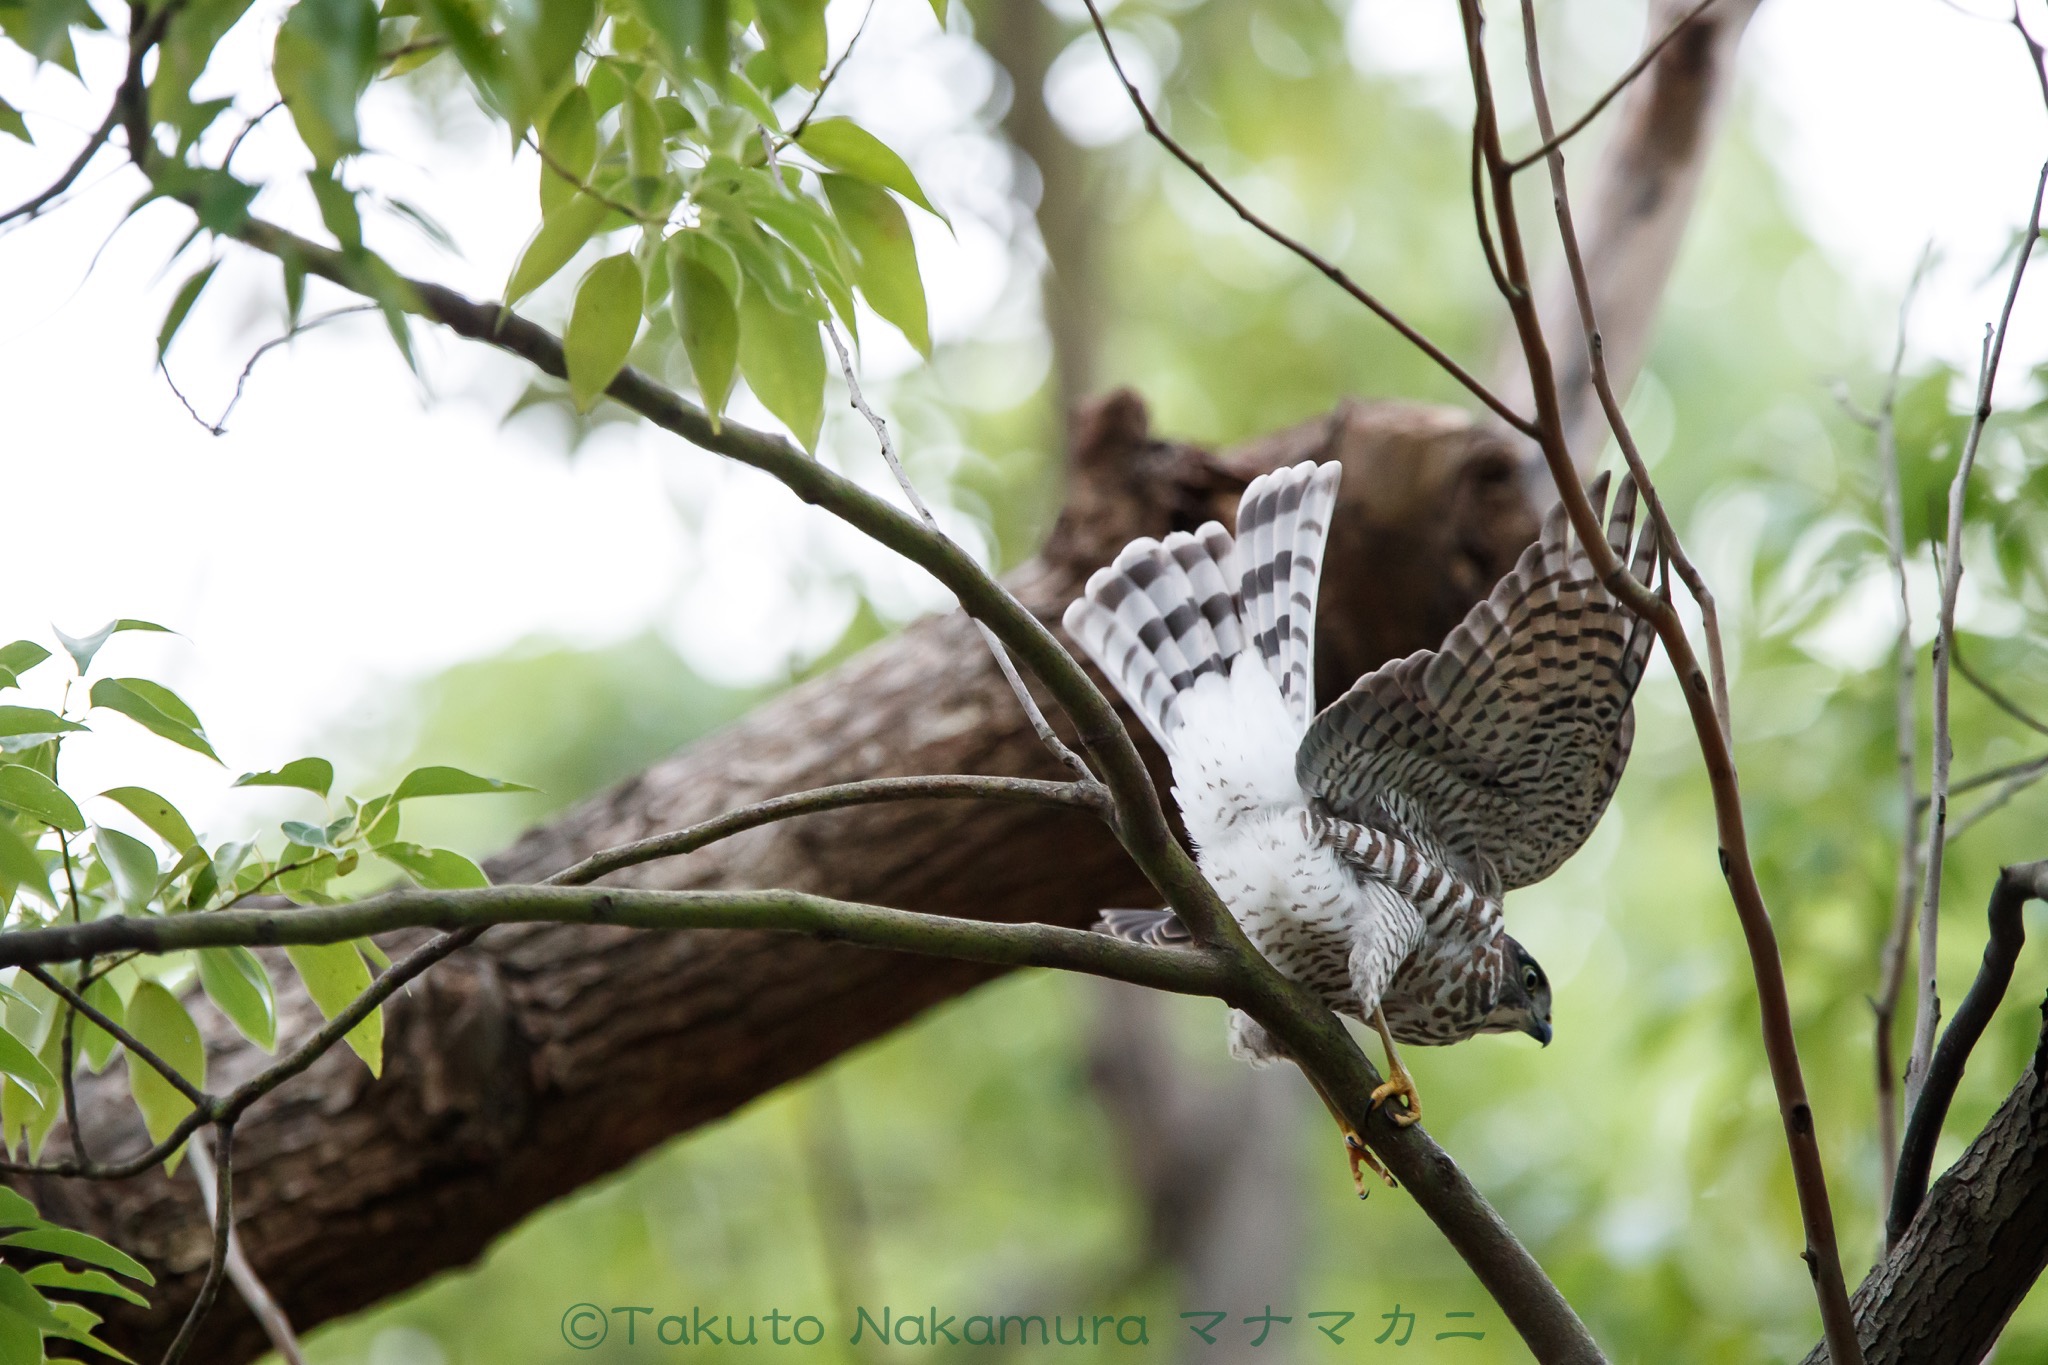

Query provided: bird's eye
[1522,966,1540,991]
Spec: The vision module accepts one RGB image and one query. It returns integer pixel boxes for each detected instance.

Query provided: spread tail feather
[1060,461,1343,754]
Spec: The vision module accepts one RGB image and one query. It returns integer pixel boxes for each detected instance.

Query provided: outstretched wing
[1294,472,1662,892]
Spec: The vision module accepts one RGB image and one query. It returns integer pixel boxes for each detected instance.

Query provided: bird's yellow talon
[1343,1128,1397,1196]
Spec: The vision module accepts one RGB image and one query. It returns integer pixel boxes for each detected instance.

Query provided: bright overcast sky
[0,0,2044,831]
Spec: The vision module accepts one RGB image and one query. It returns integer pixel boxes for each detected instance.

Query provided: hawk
[1064,460,1659,1180]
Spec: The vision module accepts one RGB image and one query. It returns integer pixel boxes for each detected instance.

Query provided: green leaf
[0,707,83,751]
[538,85,595,216]
[51,620,172,677]
[821,174,930,356]
[284,943,382,1075]
[754,0,826,89]
[0,1298,37,1365]
[231,757,333,799]
[1,1229,153,1287]
[156,263,218,362]
[505,189,611,305]
[197,947,276,1053]
[390,765,536,802]
[418,0,507,104]
[86,680,219,763]
[97,788,196,851]
[94,827,158,912]
[0,1189,35,1232]
[43,1299,135,1364]
[77,978,122,1073]
[0,766,83,832]
[122,982,206,1173]
[737,283,824,452]
[0,1030,54,1103]
[796,118,944,221]
[564,253,644,411]
[502,0,593,130]
[0,97,28,144]
[0,822,52,908]
[631,0,727,84]
[279,819,336,850]
[308,169,363,252]
[0,1267,64,1333]
[22,1266,148,1309]
[373,841,488,889]
[273,0,379,167]
[623,84,662,181]
[0,643,49,679]
[670,241,740,418]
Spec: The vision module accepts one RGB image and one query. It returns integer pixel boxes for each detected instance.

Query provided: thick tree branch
[1804,983,2048,1364]
[0,887,1236,997]
[1889,861,2048,1243]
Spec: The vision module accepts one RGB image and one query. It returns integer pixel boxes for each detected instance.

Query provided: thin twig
[0,103,124,228]
[761,128,1098,782]
[1890,860,2048,1243]
[159,1120,234,1365]
[220,99,284,177]
[783,0,877,145]
[1505,0,1723,174]
[1948,757,2048,844]
[550,775,1103,887]
[1952,633,2048,738]
[23,965,206,1109]
[217,306,381,434]
[523,132,664,225]
[1076,0,1540,439]
[187,1130,306,1365]
[1905,160,2048,1127]
[1516,0,1729,745]
[1487,4,1862,1357]
[1871,248,1932,1210]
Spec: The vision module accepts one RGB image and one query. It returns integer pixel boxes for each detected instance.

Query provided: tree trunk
[1801,995,2048,1365]
[28,395,1536,1364]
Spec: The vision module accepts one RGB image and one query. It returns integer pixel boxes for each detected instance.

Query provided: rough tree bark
[1802,994,2048,1365]
[27,396,1537,1362]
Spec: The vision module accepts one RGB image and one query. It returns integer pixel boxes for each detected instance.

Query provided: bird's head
[1482,936,1553,1046]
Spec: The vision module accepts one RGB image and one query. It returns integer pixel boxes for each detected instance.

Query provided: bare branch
[1075,0,1540,440]
[1515,0,1731,745]
[547,775,1106,887]
[1871,250,1931,1210]
[0,103,123,228]
[1485,3,1862,1356]
[0,886,1240,998]
[159,1121,233,1365]
[23,966,207,1110]
[1952,633,2048,739]
[1905,160,2048,1126]
[1948,757,2048,844]
[1504,0,1724,174]
[1891,861,2048,1242]
[187,1133,305,1365]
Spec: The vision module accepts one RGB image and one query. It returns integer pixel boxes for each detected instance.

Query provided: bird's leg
[1369,1008,1422,1127]
[1302,1070,1396,1197]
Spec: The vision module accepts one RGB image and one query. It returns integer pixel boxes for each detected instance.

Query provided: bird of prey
[1064,460,1659,1181]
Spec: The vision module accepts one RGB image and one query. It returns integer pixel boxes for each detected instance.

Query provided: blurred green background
[257,1,2048,1361]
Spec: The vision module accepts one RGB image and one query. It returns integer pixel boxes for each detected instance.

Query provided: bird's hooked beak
[1524,1018,1553,1047]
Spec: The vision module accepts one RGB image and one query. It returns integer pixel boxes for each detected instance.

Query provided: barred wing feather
[1295,472,1662,892]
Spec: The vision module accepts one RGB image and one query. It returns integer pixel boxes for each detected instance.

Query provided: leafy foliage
[0,624,532,1362]
[0,0,948,450]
